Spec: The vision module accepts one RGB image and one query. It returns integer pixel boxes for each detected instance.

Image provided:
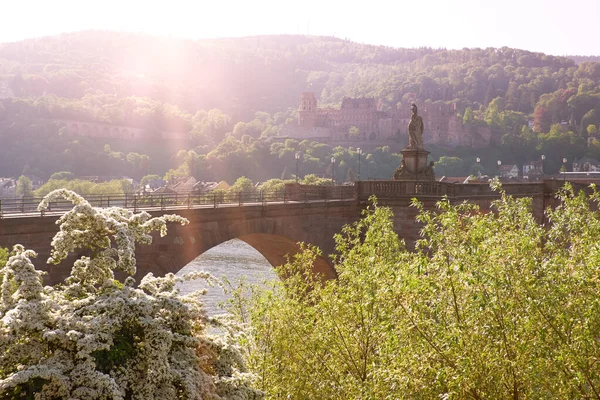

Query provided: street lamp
[562,157,567,182]
[295,152,301,183]
[331,156,336,185]
[476,157,481,177]
[357,148,362,181]
[497,160,502,177]
[541,154,545,180]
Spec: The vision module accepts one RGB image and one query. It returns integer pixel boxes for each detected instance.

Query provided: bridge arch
[0,202,361,285]
[129,205,357,283]
[139,231,337,282]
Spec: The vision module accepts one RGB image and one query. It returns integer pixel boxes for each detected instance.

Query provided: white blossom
[0,190,263,400]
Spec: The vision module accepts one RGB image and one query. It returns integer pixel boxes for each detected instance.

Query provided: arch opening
[164,233,336,282]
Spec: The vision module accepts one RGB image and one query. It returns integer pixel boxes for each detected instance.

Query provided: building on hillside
[0,178,16,197]
[498,164,519,178]
[170,177,198,194]
[573,157,600,172]
[523,160,543,177]
[192,181,230,194]
[143,178,166,192]
[282,92,493,149]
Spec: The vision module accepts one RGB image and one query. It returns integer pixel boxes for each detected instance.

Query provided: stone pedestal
[393,148,435,181]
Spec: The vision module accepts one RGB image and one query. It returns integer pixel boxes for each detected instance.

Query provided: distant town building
[498,164,519,178]
[573,157,600,172]
[0,178,16,197]
[282,92,493,148]
[523,161,543,177]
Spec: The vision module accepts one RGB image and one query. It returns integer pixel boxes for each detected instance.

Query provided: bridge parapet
[284,183,355,202]
[356,180,456,200]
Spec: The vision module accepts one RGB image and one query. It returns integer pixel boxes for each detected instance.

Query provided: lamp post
[541,154,545,180]
[357,148,362,181]
[295,152,300,183]
[562,157,567,182]
[331,156,336,185]
[497,160,502,177]
[476,157,481,177]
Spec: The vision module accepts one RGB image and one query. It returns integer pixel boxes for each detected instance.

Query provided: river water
[175,239,279,315]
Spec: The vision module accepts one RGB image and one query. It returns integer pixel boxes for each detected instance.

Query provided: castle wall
[289,93,492,149]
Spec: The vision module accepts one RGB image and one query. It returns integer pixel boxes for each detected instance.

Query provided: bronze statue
[408,103,424,149]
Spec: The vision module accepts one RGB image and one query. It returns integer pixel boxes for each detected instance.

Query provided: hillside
[1,32,594,116]
[0,32,598,182]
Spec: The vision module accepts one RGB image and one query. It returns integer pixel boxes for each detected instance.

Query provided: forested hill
[568,55,600,64]
[1,31,595,120]
[0,32,599,184]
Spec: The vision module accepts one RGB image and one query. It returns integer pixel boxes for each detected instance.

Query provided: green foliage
[139,174,162,187]
[16,175,33,197]
[230,176,254,193]
[0,248,8,268]
[300,174,331,186]
[434,156,465,177]
[49,171,74,181]
[0,33,599,185]
[91,320,144,374]
[259,179,293,193]
[238,185,600,398]
[462,107,474,124]
[34,179,133,197]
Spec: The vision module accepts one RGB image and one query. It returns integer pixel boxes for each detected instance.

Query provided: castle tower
[298,92,318,128]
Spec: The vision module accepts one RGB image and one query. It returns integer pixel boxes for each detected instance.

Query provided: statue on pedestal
[392,103,435,181]
[408,103,424,150]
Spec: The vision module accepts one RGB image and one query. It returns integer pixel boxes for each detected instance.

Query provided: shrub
[0,189,262,400]
[236,183,600,398]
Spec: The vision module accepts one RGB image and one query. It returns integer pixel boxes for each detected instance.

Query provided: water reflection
[176,238,279,315]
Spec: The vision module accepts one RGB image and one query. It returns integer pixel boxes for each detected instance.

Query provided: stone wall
[291,92,492,148]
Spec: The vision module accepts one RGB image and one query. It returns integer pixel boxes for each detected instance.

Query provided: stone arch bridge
[0,181,568,285]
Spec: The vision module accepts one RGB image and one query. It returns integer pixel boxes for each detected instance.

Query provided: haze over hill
[0,31,598,184]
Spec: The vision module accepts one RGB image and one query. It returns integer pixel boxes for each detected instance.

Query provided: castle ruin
[281,92,493,149]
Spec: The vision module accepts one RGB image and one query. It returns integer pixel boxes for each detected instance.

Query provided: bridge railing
[0,180,577,218]
[355,180,561,202]
[0,186,357,218]
[356,180,457,200]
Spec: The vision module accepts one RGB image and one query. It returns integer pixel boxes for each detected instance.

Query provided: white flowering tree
[0,189,261,400]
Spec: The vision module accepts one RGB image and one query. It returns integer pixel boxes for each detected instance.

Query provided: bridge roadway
[0,180,570,285]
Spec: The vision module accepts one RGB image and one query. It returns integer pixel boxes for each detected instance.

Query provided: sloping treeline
[0,32,598,181]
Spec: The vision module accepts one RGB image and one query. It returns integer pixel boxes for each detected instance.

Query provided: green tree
[140,174,162,188]
[348,126,360,138]
[484,96,504,129]
[16,175,33,197]
[230,176,254,193]
[462,107,474,124]
[0,247,7,268]
[301,174,331,186]
[434,156,464,177]
[237,184,600,398]
[49,171,74,181]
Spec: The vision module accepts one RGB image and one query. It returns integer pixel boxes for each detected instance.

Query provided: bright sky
[3,0,599,56]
